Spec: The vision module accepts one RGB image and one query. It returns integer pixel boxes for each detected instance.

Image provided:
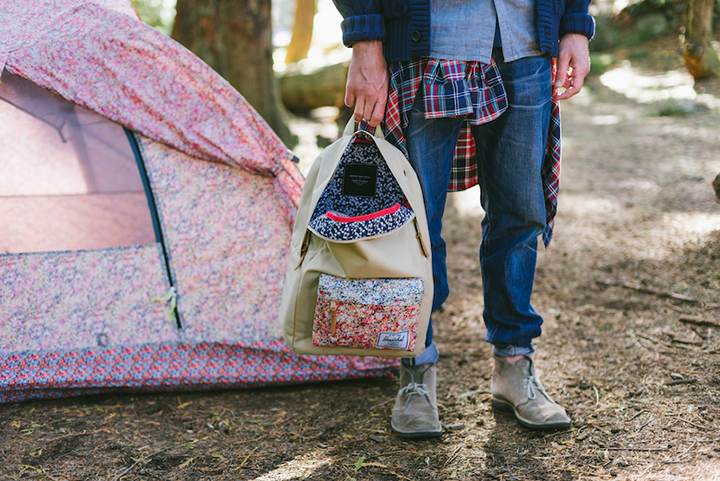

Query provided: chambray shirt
[430,0,542,63]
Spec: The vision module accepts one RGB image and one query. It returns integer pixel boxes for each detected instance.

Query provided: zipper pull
[330,300,337,336]
[413,218,430,258]
[152,286,179,327]
[294,231,311,270]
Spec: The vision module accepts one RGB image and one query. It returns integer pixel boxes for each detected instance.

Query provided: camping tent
[0,0,397,403]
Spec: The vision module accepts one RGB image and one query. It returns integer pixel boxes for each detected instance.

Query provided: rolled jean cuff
[493,342,536,358]
[402,341,439,366]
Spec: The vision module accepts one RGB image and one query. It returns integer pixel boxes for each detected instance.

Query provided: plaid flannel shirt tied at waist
[379,58,562,246]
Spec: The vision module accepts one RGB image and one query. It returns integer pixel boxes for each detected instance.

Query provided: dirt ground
[2,38,720,481]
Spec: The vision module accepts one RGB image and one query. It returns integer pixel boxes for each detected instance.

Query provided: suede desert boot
[391,363,442,438]
[491,356,571,430]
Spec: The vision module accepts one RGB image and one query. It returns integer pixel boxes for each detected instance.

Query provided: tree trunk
[172,0,295,146]
[278,62,348,112]
[285,0,317,64]
[683,0,720,79]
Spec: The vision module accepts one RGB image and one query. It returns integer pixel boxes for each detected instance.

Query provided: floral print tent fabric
[0,0,303,216]
[0,0,397,403]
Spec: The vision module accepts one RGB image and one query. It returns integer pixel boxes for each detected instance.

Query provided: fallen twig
[665,304,687,314]
[374,449,425,457]
[112,445,175,481]
[177,457,196,469]
[628,410,646,422]
[636,333,669,346]
[636,333,690,350]
[689,326,708,340]
[598,280,698,302]
[40,467,62,481]
[231,446,258,471]
[666,378,698,386]
[622,457,692,464]
[543,427,575,438]
[232,434,269,445]
[370,398,396,410]
[458,388,490,399]
[678,316,720,329]
[671,338,703,345]
[575,430,592,442]
[625,282,697,302]
[680,418,710,430]
[589,424,613,436]
[443,446,463,468]
[605,447,668,452]
[636,417,655,432]
[372,470,416,481]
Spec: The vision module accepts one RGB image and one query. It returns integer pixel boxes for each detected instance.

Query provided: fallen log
[278,61,349,113]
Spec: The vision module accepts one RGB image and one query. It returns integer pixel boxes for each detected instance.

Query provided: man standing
[332,0,594,437]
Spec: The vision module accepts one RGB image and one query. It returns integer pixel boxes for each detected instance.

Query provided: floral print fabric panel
[0,244,176,354]
[138,137,291,344]
[0,340,399,403]
[312,275,424,351]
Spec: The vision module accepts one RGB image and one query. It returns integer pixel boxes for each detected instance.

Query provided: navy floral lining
[310,136,414,241]
[309,204,415,241]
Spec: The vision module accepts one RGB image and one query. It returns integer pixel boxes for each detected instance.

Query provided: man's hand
[345,40,388,128]
[554,33,590,100]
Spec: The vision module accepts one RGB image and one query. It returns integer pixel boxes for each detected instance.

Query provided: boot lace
[399,382,430,397]
[521,375,546,400]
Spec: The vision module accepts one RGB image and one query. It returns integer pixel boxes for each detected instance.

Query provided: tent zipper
[124,128,182,329]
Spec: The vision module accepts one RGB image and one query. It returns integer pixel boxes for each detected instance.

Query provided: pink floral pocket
[312,274,424,351]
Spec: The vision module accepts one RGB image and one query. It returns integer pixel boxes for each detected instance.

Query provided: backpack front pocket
[312,274,424,351]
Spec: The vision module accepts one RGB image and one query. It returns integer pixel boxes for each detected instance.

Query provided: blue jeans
[404,51,552,366]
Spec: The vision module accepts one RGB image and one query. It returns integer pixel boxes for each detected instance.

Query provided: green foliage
[590,14,625,52]
[589,52,619,75]
[130,0,176,35]
[622,0,685,19]
[657,99,710,116]
[591,0,720,53]
[591,10,675,52]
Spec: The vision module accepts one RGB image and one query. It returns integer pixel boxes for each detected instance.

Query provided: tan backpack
[280,121,433,358]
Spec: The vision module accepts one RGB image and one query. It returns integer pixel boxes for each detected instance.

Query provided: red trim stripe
[325,203,401,223]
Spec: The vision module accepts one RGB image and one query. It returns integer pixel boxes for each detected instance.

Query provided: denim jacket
[331,0,595,61]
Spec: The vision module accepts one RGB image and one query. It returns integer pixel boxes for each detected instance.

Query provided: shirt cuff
[341,14,386,47]
[560,13,596,41]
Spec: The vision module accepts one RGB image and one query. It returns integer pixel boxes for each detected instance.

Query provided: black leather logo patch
[342,164,377,197]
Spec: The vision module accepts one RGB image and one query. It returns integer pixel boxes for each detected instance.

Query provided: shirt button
[411,30,421,42]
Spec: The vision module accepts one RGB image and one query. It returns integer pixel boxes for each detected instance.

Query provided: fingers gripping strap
[342,118,385,139]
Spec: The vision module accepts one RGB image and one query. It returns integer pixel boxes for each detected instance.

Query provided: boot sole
[491,397,571,431]
[390,422,443,439]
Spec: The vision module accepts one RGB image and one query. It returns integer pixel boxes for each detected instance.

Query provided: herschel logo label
[376,331,409,350]
[342,163,378,197]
